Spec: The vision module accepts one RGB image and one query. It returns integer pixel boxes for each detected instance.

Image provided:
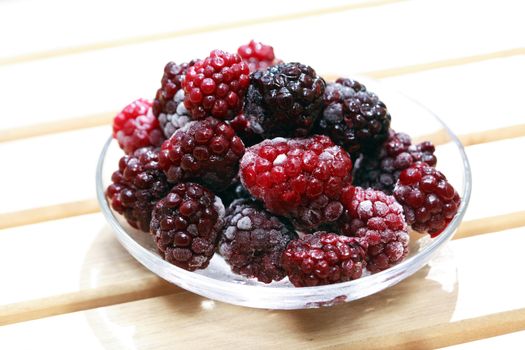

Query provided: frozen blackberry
[151,183,225,271]
[113,99,165,154]
[219,200,296,283]
[239,135,353,230]
[106,147,171,232]
[282,231,366,287]
[316,78,391,156]
[338,186,409,273]
[152,61,195,118]
[394,162,461,237]
[237,40,277,73]
[158,117,245,191]
[157,90,191,138]
[243,62,326,138]
[183,50,250,120]
[354,130,437,194]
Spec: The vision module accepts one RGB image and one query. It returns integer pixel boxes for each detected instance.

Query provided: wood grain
[1,227,525,349]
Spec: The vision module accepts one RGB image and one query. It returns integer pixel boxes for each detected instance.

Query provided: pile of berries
[106,41,461,287]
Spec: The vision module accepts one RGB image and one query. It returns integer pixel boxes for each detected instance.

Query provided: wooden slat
[1,227,524,349]
[0,214,178,326]
[0,0,404,65]
[0,199,99,230]
[439,330,525,350]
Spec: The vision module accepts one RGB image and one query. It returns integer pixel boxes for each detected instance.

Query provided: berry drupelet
[158,117,245,191]
[338,186,409,273]
[152,61,195,118]
[239,135,353,230]
[113,99,165,154]
[281,231,366,287]
[316,78,391,156]
[394,162,460,237]
[237,40,277,73]
[354,130,437,194]
[183,50,250,120]
[243,62,326,138]
[106,147,171,232]
[150,182,225,271]
[219,200,296,283]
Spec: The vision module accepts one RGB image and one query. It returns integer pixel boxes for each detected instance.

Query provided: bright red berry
[183,50,250,120]
[113,99,165,154]
[239,135,353,229]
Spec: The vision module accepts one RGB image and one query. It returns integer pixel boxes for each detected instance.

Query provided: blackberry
[157,90,191,138]
[282,231,366,287]
[338,186,409,273]
[106,147,171,232]
[113,99,165,154]
[243,62,326,138]
[237,40,277,73]
[354,130,437,194]
[183,50,250,120]
[394,162,461,237]
[239,135,353,230]
[151,183,225,271]
[152,61,195,118]
[158,117,245,191]
[316,78,391,156]
[219,200,296,283]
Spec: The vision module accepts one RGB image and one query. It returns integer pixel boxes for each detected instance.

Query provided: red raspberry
[394,162,461,237]
[239,135,353,229]
[338,186,409,273]
[237,40,277,72]
[183,50,250,120]
[152,61,195,118]
[158,117,245,191]
[150,183,225,271]
[113,99,165,154]
[354,130,437,194]
[281,232,366,287]
[219,200,296,283]
[106,147,171,232]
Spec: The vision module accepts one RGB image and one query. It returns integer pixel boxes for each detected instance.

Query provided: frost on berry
[239,135,353,230]
[337,186,410,273]
[219,200,295,283]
